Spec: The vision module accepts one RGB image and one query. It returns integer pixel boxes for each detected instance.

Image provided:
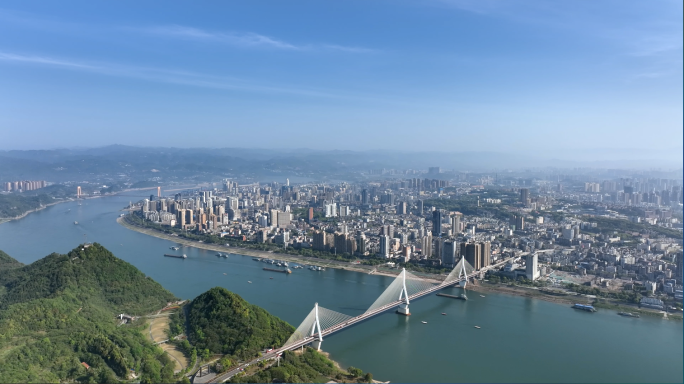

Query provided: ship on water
[164,253,187,259]
[572,304,596,312]
[618,312,640,318]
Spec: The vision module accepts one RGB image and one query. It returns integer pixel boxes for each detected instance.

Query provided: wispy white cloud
[136,25,376,53]
[0,51,345,98]
[143,25,300,50]
[628,35,683,57]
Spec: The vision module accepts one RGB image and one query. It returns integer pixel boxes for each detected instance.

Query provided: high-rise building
[480,241,491,269]
[451,213,461,234]
[334,233,348,254]
[325,203,337,217]
[520,188,529,205]
[177,209,186,227]
[361,189,369,205]
[313,231,327,251]
[421,234,433,257]
[269,209,279,226]
[416,199,424,215]
[463,242,482,270]
[379,235,391,258]
[397,201,407,215]
[356,233,367,255]
[526,253,539,280]
[308,207,314,222]
[433,238,444,262]
[442,240,458,267]
[277,212,292,228]
[432,210,443,236]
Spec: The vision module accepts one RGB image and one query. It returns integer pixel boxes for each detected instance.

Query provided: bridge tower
[458,257,469,289]
[396,268,411,316]
[310,302,324,350]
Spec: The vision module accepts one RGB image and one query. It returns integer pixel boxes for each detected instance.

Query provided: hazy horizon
[1,144,682,171]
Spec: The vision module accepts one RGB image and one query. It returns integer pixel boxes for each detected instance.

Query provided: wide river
[0,192,681,383]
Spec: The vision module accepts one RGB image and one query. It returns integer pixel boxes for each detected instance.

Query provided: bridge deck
[210,258,508,383]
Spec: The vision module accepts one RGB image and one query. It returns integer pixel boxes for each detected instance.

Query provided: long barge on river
[263,267,291,274]
[164,253,187,259]
[572,303,596,312]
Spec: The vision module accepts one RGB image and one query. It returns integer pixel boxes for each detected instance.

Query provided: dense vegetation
[0,249,24,271]
[583,216,682,239]
[229,349,373,384]
[186,287,293,360]
[424,197,515,222]
[0,193,53,218]
[0,244,179,383]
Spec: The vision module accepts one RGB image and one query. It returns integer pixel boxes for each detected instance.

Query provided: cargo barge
[572,303,596,312]
[164,254,187,259]
[263,267,291,274]
[618,312,640,318]
[436,293,467,300]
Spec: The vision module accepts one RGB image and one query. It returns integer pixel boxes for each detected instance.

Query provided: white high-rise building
[526,253,539,280]
[379,235,391,258]
[325,203,337,217]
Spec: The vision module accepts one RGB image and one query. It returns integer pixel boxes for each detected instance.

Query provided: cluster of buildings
[3,180,47,192]
[134,169,683,307]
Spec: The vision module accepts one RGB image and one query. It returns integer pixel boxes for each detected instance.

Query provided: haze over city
[1,0,682,160]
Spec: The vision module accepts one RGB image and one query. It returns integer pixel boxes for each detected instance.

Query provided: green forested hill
[0,249,24,271]
[186,287,294,359]
[0,244,179,383]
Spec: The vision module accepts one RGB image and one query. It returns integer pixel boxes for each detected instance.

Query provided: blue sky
[0,0,681,158]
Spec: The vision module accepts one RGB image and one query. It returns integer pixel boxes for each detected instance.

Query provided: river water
[0,192,681,383]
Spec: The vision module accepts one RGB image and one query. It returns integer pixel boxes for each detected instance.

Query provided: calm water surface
[0,192,681,383]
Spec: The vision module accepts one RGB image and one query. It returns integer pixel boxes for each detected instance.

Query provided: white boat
[474,326,481,329]
[421,321,428,324]
[480,295,485,298]
[248,281,252,283]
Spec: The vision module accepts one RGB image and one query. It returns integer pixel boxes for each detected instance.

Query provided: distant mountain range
[0,145,680,184]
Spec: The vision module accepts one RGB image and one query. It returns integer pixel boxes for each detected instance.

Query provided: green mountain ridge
[0,244,178,383]
[186,287,294,360]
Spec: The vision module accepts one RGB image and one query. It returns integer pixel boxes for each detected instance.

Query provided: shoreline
[118,218,681,320]
[116,216,413,280]
[0,185,199,225]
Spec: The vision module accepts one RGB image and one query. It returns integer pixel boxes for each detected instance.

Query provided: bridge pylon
[396,268,411,316]
[310,303,324,350]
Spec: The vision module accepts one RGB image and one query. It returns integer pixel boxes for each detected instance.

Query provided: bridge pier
[396,303,411,316]
[311,339,322,351]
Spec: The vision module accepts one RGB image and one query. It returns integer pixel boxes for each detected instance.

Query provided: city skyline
[1,1,682,153]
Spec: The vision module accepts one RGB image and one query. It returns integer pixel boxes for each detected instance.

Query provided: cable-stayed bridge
[209,257,509,383]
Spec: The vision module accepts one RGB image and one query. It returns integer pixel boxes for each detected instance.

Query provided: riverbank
[0,198,69,224]
[116,216,417,281]
[117,217,682,321]
[0,185,199,225]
